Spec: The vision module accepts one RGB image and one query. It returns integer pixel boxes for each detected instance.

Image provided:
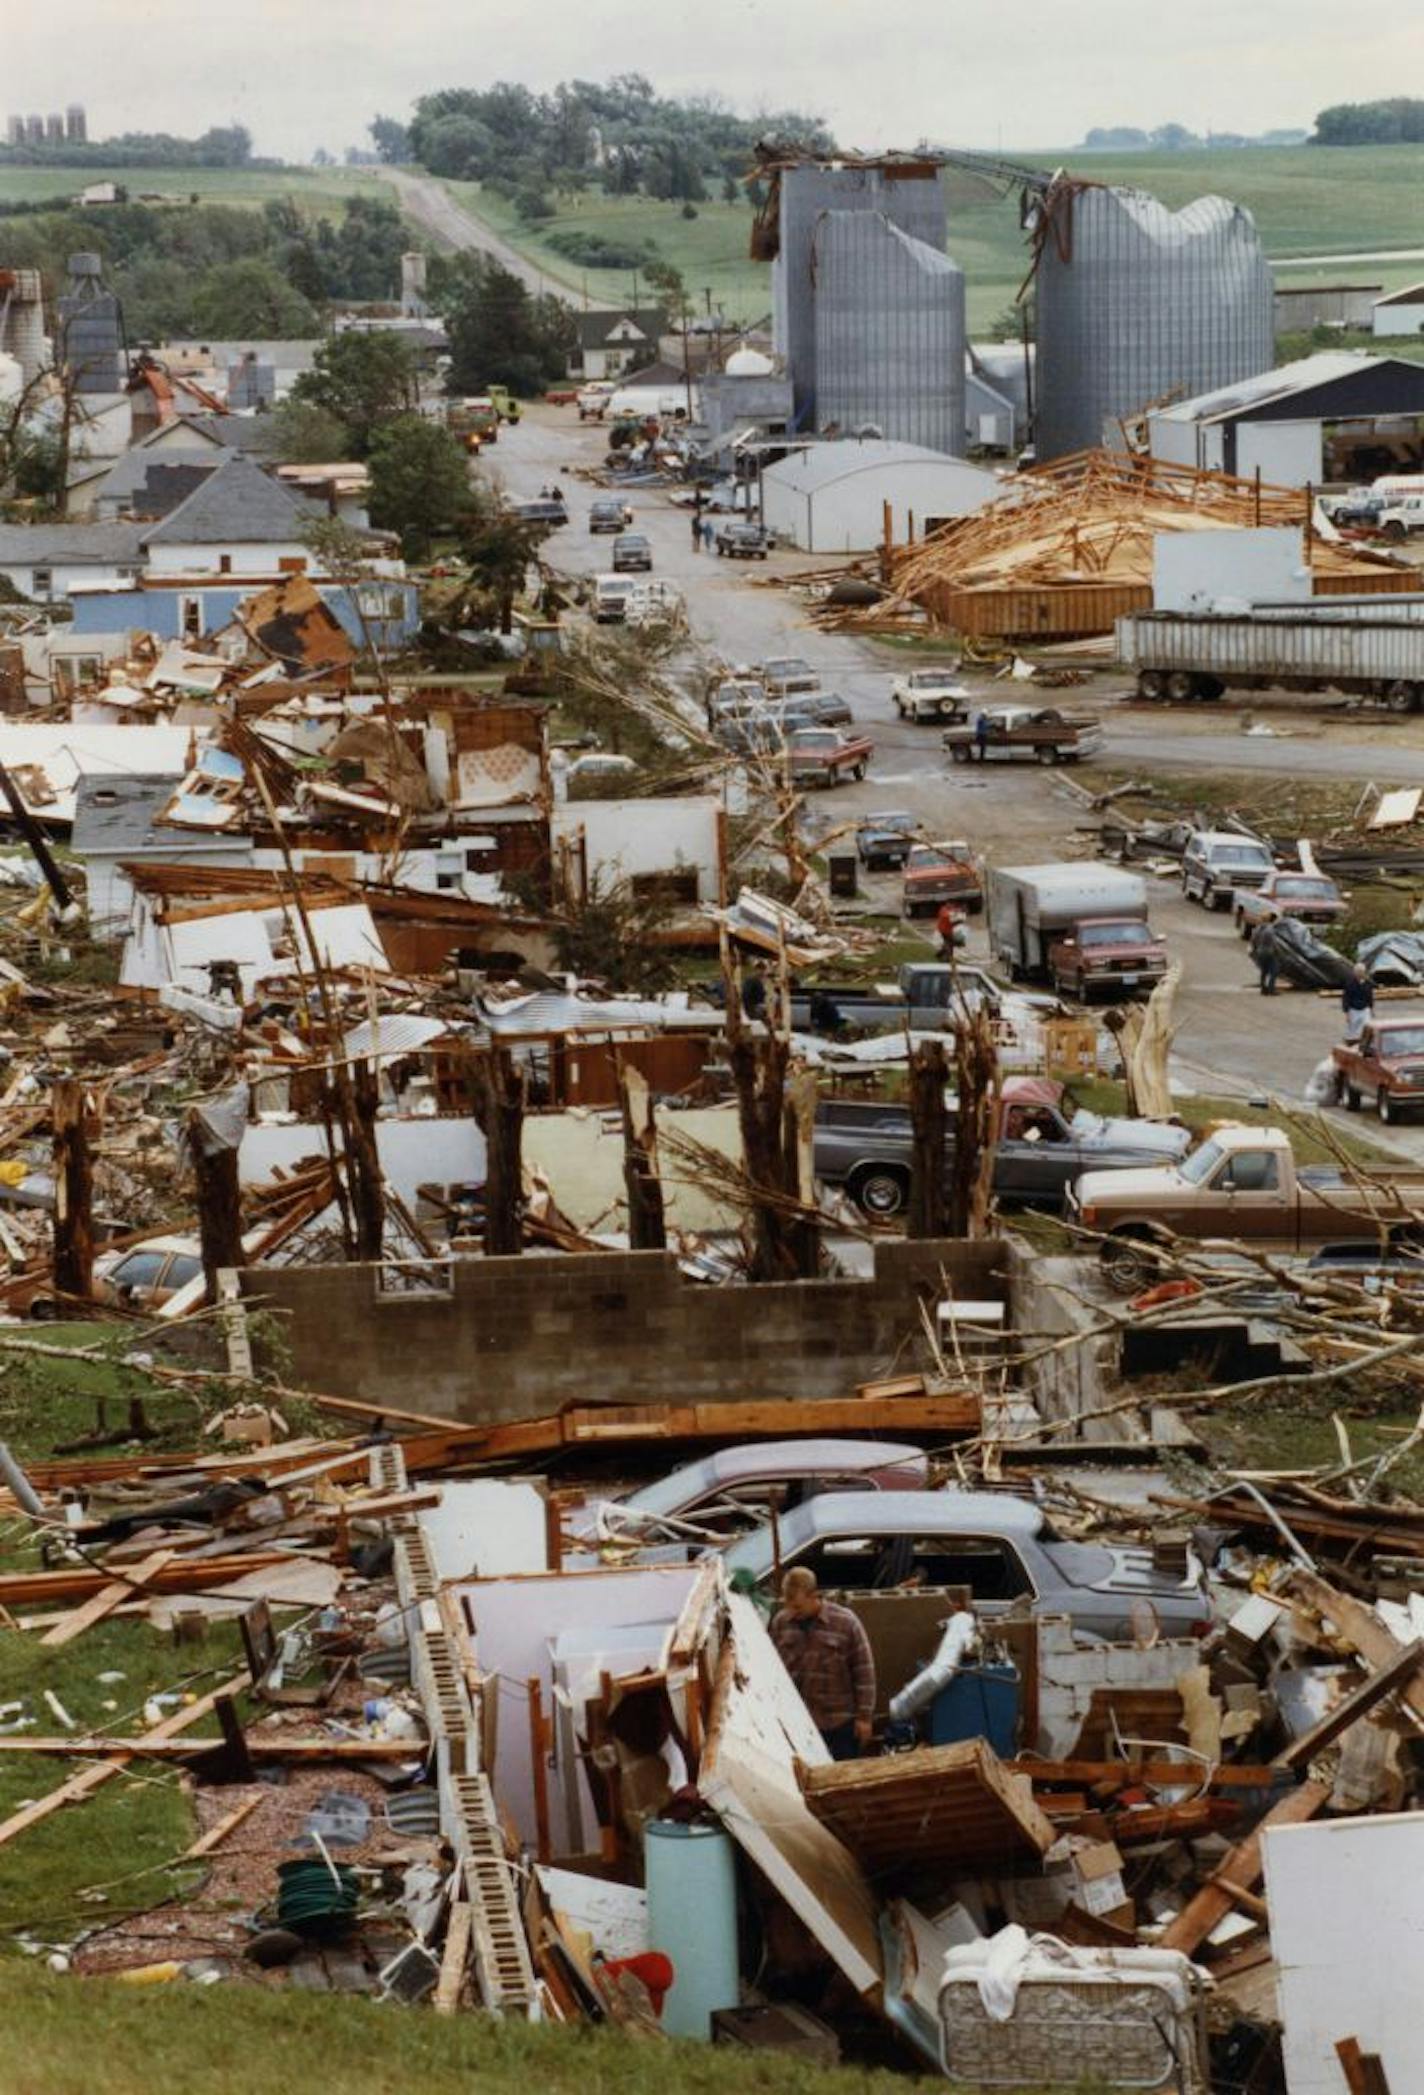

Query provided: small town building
[759,438,999,554]
[1145,350,1424,486]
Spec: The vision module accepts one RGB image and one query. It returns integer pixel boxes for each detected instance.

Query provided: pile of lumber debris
[817,450,1415,643]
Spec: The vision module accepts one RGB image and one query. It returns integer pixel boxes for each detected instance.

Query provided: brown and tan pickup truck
[1069,1123,1424,1283]
[1333,1018,1424,1125]
[786,727,874,788]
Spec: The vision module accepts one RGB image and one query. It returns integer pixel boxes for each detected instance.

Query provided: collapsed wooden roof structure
[822,450,1416,643]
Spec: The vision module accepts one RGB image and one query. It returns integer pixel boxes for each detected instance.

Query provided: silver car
[566,1438,930,1549]
[721,1491,1212,1641]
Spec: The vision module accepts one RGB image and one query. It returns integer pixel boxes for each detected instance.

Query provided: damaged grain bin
[811,211,967,455]
[1033,182,1273,463]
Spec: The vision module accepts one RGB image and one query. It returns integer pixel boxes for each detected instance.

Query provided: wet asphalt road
[483,405,1424,1158]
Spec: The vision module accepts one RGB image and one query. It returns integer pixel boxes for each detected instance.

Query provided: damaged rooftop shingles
[0,426,1420,2095]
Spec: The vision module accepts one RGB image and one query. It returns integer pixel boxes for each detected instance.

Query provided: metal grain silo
[57,251,127,395]
[1034,184,1273,462]
[774,160,947,431]
[812,211,966,454]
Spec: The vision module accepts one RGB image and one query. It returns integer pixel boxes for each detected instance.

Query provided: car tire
[1166,671,1197,703]
[1386,680,1419,714]
[1036,745,1058,764]
[1100,1230,1158,1293]
[950,744,969,764]
[1344,1083,1362,1111]
[1136,670,1167,702]
[848,1165,911,1219]
[1210,890,1229,913]
[1379,1088,1398,1124]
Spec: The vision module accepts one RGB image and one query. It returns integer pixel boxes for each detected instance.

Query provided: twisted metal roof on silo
[1034,184,1274,462]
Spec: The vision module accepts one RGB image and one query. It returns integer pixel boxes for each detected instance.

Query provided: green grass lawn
[0,1964,1108,2094]
[447,144,1424,336]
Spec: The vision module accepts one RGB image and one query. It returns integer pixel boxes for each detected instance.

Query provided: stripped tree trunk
[907,1038,952,1238]
[473,1047,525,1258]
[948,1007,1000,1238]
[619,1061,667,1252]
[188,1109,243,1304]
[730,1030,819,1281]
[51,1078,92,1301]
[347,1056,386,1262]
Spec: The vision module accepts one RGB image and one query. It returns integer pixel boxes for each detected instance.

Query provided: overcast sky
[8,2,1419,162]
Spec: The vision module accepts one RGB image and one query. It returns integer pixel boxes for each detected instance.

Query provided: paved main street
[480,405,1424,1159]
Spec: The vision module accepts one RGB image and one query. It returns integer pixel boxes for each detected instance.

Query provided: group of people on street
[689,511,716,552]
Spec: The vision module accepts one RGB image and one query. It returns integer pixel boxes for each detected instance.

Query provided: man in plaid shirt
[770,1566,876,1760]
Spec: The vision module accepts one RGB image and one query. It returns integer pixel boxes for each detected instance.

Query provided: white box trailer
[1117,600,1424,711]
[987,863,1148,982]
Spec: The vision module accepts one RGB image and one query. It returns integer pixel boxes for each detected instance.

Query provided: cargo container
[1117,601,1424,710]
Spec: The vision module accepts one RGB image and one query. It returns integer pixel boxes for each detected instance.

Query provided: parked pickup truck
[1181,829,1275,911]
[944,706,1104,765]
[788,962,1003,1035]
[988,863,1165,998]
[1070,1123,1424,1284]
[815,1077,1192,1216]
[1234,870,1346,936]
[715,521,772,559]
[759,656,822,699]
[786,728,872,787]
[1333,1019,1424,1124]
[902,841,983,917]
[892,667,971,724]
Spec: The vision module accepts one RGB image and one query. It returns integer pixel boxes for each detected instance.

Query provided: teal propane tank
[644,1820,739,2038]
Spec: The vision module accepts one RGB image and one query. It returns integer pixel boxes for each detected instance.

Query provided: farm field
[0,163,389,217]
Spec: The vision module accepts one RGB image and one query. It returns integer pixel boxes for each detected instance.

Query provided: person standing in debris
[771,1567,875,1760]
[1343,962,1375,1041]
[1249,909,1281,996]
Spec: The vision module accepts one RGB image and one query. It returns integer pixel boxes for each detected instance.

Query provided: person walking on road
[1343,962,1375,1041]
[1249,910,1281,995]
[701,517,716,552]
[690,512,703,552]
[770,1567,875,1761]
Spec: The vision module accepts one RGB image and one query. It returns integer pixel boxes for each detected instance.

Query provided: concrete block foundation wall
[242,1239,1008,1421]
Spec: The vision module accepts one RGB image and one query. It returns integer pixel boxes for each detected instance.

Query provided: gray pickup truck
[814,1079,1192,1215]
[790,962,1000,1036]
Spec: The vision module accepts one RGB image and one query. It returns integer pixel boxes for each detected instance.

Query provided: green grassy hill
[446,144,1424,336]
[0,163,388,220]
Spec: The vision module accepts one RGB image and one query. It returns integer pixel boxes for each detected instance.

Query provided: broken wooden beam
[1158,1779,1330,1955]
[0,1670,252,1851]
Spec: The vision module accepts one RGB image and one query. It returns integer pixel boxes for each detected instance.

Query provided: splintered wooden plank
[40,1548,176,1647]
[0,1670,251,1851]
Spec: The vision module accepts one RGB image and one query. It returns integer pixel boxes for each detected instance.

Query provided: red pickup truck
[902,841,983,917]
[1333,1017,1424,1124]
[786,728,873,788]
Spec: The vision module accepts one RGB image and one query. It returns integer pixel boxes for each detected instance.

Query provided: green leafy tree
[449,487,551,632]
[268,398,353,463]
[292,331,418,454]
[434,255,575,396]
[189,259,320,338]
[369,116,411,163]
[367,413,471,558]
